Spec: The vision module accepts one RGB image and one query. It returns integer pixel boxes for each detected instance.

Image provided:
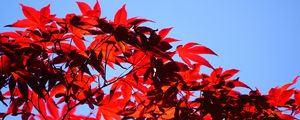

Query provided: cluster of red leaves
[0,1,299,120]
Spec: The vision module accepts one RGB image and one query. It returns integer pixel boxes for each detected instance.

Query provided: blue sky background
[0,0,300,118]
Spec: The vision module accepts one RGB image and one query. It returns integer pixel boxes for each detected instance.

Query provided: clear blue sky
[1,0,300,118]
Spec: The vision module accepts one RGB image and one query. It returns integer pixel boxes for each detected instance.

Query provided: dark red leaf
[0,113,6,118]
[8,77,16,99]
[22,102,33,120]
[165,61,189,72]
[17,80,28,99]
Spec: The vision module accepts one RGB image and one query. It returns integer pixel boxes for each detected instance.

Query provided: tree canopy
[0,1,299,120]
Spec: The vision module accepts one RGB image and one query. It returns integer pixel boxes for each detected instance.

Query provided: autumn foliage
[0,1,299,120]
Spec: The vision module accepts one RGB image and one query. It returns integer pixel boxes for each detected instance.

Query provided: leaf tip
[4,25,12,27]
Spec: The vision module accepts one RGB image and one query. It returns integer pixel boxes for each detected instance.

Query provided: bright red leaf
[114,5,127,25]
[20,4,40,24]
[77,2,92,15]
[177,42,217,68]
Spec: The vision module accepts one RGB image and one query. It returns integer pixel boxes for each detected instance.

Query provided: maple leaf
[31,91,47,118]
[221,69,239,80]
[77,2,92,16]
[267,76,299,106]
[72,36,86,51]
[77,0,101,17]
[96,93,123,120]
[110,76,148,103]
[179,64,202,82]
[114,5,127,25]
[159,27,173,39]
[127,17,153,28]
[46,96,59,118]
[5,19,35,28]
[158,27,180,43]
[20,4,41,24]
[6,4,54,28]
[226,79,251,89]
[61,101,77,119]
[176,42,217,68]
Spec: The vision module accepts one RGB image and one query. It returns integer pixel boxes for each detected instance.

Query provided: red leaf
[268,88,294,106]
[40,4,50,18]
[276,112,295,120]
[114,5,127,25]
[73,36,86,51]
[159,27,173,38]
[7,101,16,114]
[267,76,300,106]
[47,98,59,118]
[203,113,212,120]
[38,99,47,117]
[98,107,122,120]
[295,90,300,104]
[281,75,299,90]
[97,101,122,120]
[5,19,35,28]
[55,43,79,53]
[222,69,239,80]
[31,93,47,116]
[7,98,25,115]
[61,101,76,117]
[121,83,132,101]
[177,42,216,68]
[188,45,217,55]
[50,84,65,97]
[22,102,33,119]
[0,113,6,118]
[76,1,92,15]
[180,64,202,82]
[0,55,10,74]
[17,80,28,99]
[296,108,300,115]
[20,4,40,24]
[163,38,180,43]
[228,79,251,89]
[127,17,152,27]
[1,32,20,38]
[188,55,213,68]
[93,0,101,17]
[281,89,294,103]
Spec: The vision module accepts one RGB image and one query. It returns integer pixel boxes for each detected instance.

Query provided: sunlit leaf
[114,5,127,25]
[177,42,216,68]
